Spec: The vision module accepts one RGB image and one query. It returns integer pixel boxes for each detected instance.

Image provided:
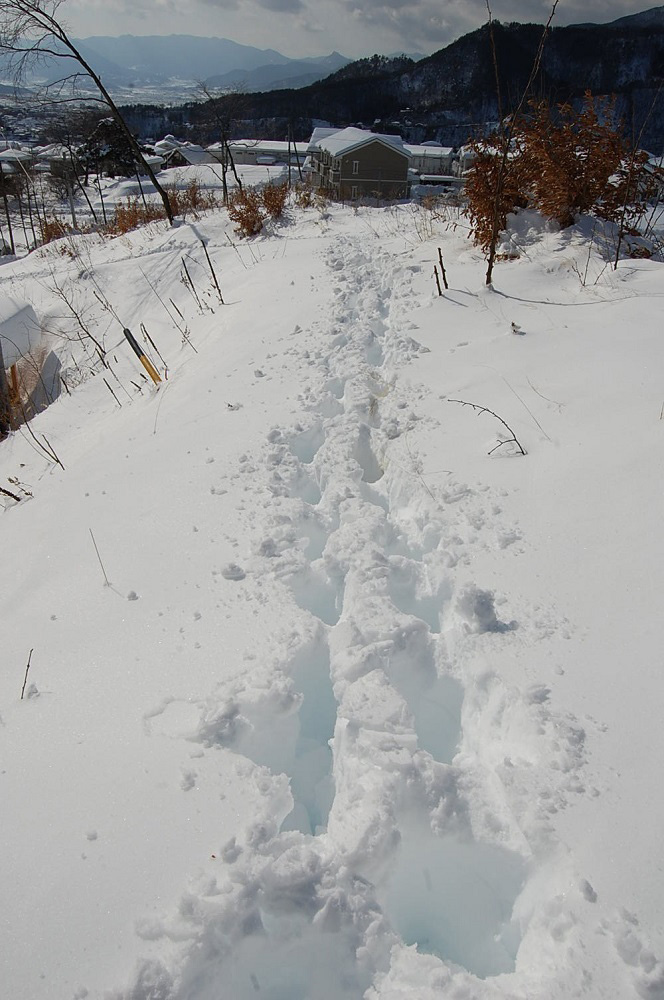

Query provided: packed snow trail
[115,228,659,1000]
[3,204,664,1000]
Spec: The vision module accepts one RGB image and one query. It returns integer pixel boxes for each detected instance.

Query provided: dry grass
[104,179,222,235]
[104,197,166,235]
[166,179,222,219]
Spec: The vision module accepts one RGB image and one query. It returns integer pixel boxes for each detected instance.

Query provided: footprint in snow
[221,563,246,581]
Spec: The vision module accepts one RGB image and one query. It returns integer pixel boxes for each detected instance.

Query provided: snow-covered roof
[0,298,40,367]
[35,145,76,162]
[0,149,32,163]
[306,127,340,153]
[404,144,453,158]
[177,144,216,165]
[227,140,293,154]
[312,127,407,158]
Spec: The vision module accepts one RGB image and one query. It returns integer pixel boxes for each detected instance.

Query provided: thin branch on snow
[448,398,527,455]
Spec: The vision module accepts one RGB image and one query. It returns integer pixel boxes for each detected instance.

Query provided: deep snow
[1,181,664,1000]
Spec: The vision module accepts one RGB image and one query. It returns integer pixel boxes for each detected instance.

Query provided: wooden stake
[437,247,449,289]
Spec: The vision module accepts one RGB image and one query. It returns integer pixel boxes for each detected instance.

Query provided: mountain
[596,5,664,28]
[204,52,351,92]
[0,35,349,96]
[76,35,292,82]
[186,12,664,149]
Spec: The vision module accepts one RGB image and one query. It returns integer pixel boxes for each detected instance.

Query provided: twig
[448,398,526,455]
[181,258,204,311]
[502,377,551,441]
[433,265,443,296]
[89,528,111,586]
[1,484,21,502]
[20,649,34,699]
[526,376,564,411]
[200,239,225,304]
[140,323,168,369]
[103,377,122,407]
[42,434,65,470]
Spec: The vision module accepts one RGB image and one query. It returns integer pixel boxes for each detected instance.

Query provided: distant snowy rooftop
[404,144,453,158]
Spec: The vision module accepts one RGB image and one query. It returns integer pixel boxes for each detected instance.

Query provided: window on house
[352,160,359,175]
[351,185,358,200]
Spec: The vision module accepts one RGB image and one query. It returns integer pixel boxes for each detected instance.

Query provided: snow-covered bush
[466,92,662,252]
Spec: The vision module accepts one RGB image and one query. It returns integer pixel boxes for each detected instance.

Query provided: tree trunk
[62,43,174,224]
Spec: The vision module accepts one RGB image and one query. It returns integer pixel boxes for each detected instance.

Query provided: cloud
[65,0,664,61]
[199,0,241,9]
[257,0,305,11]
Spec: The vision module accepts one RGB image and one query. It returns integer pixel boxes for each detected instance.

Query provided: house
[34,145,82,181]
[0,148,35,192]
[222,140,295,166]
[404,143,454,176]
[308,127,410,200]
[152,136,195,168]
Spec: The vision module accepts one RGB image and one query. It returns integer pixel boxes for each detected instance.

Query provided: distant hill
[183,11,664,150]
[205,52,350,92]
[594,5,664,28]
[0,34,350,93]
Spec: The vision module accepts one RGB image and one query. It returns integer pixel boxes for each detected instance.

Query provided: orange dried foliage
[261,181,288,219]
[466,93,661,250]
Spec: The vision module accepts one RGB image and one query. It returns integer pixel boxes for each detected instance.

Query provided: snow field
[1,191,664,1000]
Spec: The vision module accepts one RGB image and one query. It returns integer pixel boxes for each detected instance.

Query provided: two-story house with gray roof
[308,127,410,200]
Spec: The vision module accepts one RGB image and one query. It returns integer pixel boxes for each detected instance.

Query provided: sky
[61,0,660,59]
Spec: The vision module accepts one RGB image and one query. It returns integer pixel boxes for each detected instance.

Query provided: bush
[40,217,72,245]
[261,181,288,219]
[465,135,531,252]
[466,93,661,251]
[518,95,645,227]
[227,187,265,237]
[166,179,221,220]
[105,196,166,235]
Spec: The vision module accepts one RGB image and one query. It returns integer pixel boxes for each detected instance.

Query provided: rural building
[308,127,410,200]
[212,139,305,168]
[404,143,454,175]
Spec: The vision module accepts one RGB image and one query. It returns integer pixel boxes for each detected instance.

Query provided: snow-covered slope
[1,192,663,1000]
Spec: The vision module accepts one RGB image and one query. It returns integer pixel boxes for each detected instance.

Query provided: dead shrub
[166,179,221,220]
[465,135,532,253]
[517,95,646,228]
[40,217,72,245]
[294,181,316,208]
[261,181,288,219]
[105,196,166,235]
[228,188,266,237]
[466,93,660,252]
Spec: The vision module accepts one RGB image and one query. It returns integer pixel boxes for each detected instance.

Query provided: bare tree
[197,83,245,204]
[0,0,174,223]
[479,1,558,285]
